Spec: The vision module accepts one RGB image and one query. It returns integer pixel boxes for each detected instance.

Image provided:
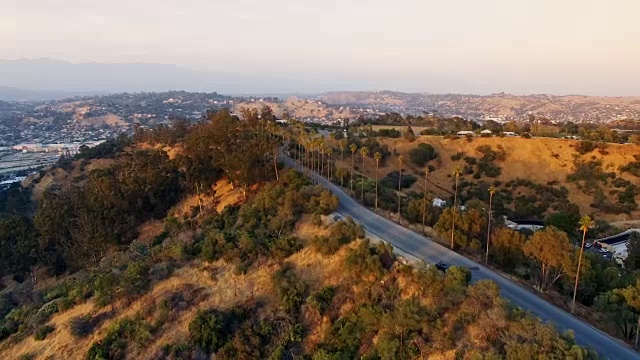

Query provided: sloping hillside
[332,135,640,222]
[233,97,358,121]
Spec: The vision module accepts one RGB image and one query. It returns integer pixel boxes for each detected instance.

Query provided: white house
[480,129,493,136]
[504,217,545,232]
[432,198,447,207]
[457,131,474,136]
[595,229,640,261]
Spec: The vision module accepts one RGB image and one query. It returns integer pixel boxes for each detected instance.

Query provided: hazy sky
[3,0,640,95]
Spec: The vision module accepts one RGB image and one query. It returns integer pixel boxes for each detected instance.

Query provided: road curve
[284,158,639,359]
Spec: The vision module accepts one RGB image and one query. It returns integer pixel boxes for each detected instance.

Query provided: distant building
[503,132,518,137]
[504,218,545,232]
[457,131,474,136]
[595,229,640,261]
[480,129,493,136]
[0,177,26,189]
[432,198,447,207]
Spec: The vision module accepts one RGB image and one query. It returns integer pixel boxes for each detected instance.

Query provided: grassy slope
[0,176,347,359]
[331,135,640,222]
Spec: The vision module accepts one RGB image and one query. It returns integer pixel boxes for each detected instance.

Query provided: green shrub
[409,143,438,166]
[34,324,55,341]
[312,218,364,255]
[86,317,152,359]
[380,171,416,190]
[308,286,336,314]
[576,140,596,155]
[273,263,308,315]
[188,309,228,354]
[93,272,119,307]
[70,313,115,342]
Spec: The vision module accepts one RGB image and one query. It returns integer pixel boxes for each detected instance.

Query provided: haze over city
[3,0,640,95]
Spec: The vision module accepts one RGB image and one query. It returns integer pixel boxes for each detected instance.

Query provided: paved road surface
[283,157,639,359]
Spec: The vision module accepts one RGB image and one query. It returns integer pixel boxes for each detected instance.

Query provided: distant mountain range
[0,58,219,95]
[0,86,101,101]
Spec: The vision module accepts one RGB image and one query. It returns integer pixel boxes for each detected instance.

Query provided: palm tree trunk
[321,151,324,178]
[361,154,365,201]
[422,173,428,234]
[451,177,458,250]
[350,154,354,192]
[397,162,402,223]
[273,152,279,181]
[635,314,640,348]
[340,148,344,187]
[571,230,587,313]
[375,162,379,209]
[485,193,493,263]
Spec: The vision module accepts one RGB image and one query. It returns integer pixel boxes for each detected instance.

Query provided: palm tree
[320,142,325,178]
[422,168,430,234]
[339,139,347,186]
[314,138,322,182]
[450,168,461,250]
[327,147,333,181]
[485,186,496,263]
[350,144,357,192]
[374,152,382,209]
[397,156,403,223]
[572,215,593,313]
[360,146,369,201]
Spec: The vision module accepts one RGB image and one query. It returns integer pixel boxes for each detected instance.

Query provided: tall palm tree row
[360,146,369,201]
[485,186,495,263]
[374,152,382,209]
[572,215,593,313]
[450,168,461,250]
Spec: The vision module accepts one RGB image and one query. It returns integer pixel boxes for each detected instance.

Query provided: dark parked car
[435,262,449,271]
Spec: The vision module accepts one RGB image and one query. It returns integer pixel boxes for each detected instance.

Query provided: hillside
[330,134,640,222]
[0,176,595,360]
[0,114,601,359]
[321,91,640,123]
[233,97,358,121]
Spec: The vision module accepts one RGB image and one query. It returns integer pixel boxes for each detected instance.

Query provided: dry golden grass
[329,135,640,222]
[1,208,355,360]
[77,114,128,128]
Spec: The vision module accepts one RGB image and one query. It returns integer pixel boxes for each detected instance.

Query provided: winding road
[284,157,639,359]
